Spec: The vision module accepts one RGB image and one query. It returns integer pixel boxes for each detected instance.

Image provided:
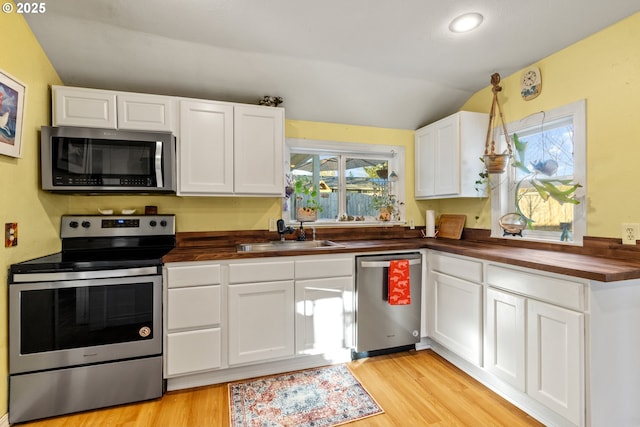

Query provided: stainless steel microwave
[41,126,176,193]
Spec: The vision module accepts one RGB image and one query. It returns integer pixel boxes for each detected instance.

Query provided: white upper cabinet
[117,93,175,132]
[53,86,117,129]
[52,86,285,197]
[53,86,175,132]
[233,105,284,195]
[178,100,235,195]
[415,111,489,199]
[178,101,284,196]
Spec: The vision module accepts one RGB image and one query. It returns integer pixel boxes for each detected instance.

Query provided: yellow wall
[0,5,63,415]
[436,12,640,238]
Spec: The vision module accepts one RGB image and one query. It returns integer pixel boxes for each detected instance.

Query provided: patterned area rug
[228,364,384,427]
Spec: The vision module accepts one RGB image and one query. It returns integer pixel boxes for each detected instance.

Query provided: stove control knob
[149,220,157,227]
[81,221,91,228]
[160,220,167,227]
[69,221,79,228]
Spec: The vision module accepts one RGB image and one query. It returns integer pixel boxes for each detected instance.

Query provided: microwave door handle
[154,141,163,188]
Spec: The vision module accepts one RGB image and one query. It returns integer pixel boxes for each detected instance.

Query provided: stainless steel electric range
[8,214,176,424]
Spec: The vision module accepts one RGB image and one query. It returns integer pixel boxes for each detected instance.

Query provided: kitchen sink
[236,240,344,252]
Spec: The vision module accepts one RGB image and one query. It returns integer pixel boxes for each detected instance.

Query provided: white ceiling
[24,1,639,130]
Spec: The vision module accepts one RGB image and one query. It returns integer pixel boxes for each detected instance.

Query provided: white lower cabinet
[228,280,295,365]
[164,254,354,390]
[428,252,483,366]
[527,299,584,426]
[164,262,222,378]
[485,286,584,426]
[485,287,526,391]
[294,255,354,355]
[227,259,295,366]
[428,252,587,427]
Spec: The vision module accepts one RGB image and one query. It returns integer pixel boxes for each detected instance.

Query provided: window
[491,100,586,244]
[284,139,405,225]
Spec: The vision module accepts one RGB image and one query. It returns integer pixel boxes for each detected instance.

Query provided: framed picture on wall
[0,69,26,158]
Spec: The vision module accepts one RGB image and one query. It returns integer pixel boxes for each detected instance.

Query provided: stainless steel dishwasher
[354,252,422,358]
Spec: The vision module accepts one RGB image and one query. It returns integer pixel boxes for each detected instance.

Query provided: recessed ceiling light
[449,12,484,33]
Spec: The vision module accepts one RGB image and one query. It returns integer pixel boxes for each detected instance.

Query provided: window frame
[284,138,405,226]
[490,99,587,245]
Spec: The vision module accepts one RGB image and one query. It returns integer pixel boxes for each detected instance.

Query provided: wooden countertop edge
[162,237,640,283]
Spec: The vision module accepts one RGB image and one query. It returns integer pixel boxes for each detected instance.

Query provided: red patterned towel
[388,259,410,305]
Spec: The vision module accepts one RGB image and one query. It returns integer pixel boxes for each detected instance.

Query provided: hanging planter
[483,73,513,174]
[483,153,509,174]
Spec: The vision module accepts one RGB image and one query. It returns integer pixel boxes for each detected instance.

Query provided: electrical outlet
[409,219,415,230]
[5,222,18,247]
[268,218,278,232]
[622,223,639,245]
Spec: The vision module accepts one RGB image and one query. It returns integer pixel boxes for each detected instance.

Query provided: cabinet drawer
[167,285,221,330]
[429,253,483,283]
[295,256,353,279]
[229,261,294,283]
[166,263,221,288]
[487,264,585,311]
[166,328,221,376]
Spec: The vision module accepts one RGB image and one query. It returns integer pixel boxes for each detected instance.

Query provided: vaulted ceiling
[24,1,639,129]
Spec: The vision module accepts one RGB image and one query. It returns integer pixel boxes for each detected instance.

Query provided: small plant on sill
[293,177,322,221]
[372,183,401,222]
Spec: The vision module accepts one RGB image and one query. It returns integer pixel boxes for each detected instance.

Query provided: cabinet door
[178,100,234,194]
[233,105,284,196]
[415,114,460,198]
[485,288,526,391]
[414,125,436,197]
[428,271,482,365]
[166,328,221,377]
[295,276,353,355]
[228,281,295,365]
[432,114,460,196]
[117,94,175,132]
[527,299,584,426]
[52,86,117,128]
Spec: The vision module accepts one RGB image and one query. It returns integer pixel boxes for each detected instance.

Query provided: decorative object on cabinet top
[259,95,283,107]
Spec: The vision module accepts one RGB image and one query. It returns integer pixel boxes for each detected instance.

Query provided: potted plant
[372,184,400,222]
[510,133,582,229]
[294,178,322,222]
[483,73,513,174]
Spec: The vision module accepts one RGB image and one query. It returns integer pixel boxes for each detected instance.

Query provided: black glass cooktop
[10,236,176,277]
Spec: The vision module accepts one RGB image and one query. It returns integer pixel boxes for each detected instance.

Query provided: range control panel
[60,215,175,238]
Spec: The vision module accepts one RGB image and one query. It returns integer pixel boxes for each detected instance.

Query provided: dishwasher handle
[359,258,421,269]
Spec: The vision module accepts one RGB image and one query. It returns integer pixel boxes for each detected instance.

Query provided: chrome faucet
[276,219,295,241]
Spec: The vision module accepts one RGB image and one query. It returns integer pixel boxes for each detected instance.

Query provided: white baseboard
[0,412,8,427]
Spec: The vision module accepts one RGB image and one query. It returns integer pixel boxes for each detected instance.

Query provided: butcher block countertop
[162,227,640,282]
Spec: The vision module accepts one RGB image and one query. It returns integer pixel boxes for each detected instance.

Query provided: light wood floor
[22,349,543,427]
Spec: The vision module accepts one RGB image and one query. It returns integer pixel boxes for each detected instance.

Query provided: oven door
[9,273,162,374]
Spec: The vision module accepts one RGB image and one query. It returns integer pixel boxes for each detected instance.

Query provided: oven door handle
[11,266,160,283]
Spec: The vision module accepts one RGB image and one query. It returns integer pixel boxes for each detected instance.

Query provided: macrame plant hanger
[483,73,513,174]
